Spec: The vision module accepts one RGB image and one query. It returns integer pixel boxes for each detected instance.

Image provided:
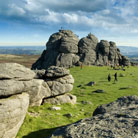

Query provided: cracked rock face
[50,96,138,138]
[0,93,29,138]
[32,30,130,69]
[0,63,75,106]
[0,63,76,138]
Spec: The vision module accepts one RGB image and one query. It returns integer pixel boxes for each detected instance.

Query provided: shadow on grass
[22,127,59,138]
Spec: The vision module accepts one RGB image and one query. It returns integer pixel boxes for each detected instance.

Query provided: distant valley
[0,46,45,55]
[0,46,138,57]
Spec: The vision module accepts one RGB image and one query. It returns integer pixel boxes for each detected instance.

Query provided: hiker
[114,72,118,82]
[80,62,83,69]
[108,73,111,82]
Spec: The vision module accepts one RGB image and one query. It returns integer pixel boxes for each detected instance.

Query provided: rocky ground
[50,96,138,138]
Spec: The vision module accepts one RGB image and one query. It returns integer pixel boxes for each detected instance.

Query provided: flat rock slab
[0,63,35,80]
[0,93,29,138]
[93,89,105,93]
[50,95,138,138]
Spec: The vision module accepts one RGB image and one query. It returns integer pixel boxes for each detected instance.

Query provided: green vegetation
[17,66,138,138]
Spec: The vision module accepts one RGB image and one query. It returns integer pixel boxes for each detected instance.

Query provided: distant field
[0,54,40,68]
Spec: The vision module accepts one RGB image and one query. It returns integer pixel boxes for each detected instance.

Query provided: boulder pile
[32,30,130,69]
[0,63,76,138]
[50,95,138,138]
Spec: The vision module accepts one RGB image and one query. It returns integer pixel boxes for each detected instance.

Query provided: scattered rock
[119,73,125,77]
[49,106,61,111]
[0,93,29,138]
[63,113,72,118]
[81,101,92,105]
[50,96,138,138]
[93,89,105,93]
[86,81,96,86]
[77,85,82,88]
[119,86,134,90]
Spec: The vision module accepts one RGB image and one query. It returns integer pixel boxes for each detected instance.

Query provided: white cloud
[0,0,138,46]
[8,3,26,16]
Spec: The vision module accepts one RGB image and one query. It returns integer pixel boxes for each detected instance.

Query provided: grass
[0,54,137,138]
[16,65,138,138]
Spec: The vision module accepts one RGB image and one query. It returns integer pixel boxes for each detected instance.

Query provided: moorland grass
[16,66,138,138]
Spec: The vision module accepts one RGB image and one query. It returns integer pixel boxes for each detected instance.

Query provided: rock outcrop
[32,30,130,69]
[50,95,138,138]
[0,63,75,106]
[0,93,29,138]
[0,63,76,138]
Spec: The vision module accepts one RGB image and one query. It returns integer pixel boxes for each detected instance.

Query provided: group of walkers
[108,72,118,82]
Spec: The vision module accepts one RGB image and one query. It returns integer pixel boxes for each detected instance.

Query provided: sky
[0,0,138,46]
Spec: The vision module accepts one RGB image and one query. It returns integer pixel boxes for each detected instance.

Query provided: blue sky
[0,0,138,46]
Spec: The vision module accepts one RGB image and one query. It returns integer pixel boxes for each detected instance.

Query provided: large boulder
[50,95,138,138]
[56,53,80,68]
[32,30,130,69]
[78,34,98,65]
[0,63,75,106]
[46,74,74,96]
[0,79,51,106]
[0,63,35,80]
[32,30,79,69]
[0,93,29,138]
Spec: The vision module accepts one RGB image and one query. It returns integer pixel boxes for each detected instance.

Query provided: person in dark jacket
[114,72,118,82]
[108,73,111,82]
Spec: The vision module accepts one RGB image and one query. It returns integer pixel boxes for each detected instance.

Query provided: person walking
[108,73,111,82]
[114,72,118,82]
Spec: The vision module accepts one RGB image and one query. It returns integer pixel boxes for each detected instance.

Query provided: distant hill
[0,46,45,55]
[118,46,138,57]
[0,46,138,57]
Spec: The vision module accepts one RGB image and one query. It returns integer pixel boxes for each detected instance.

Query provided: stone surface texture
[32,30,130,69]
[0,63,75,106]
[0,93,29,138]
[0,63,35,80]
[50,96,138,138]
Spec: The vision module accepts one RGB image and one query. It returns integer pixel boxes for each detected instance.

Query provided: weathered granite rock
[0,63,75,106]
[56,53,80,68]
[0,93,29,138]
[0,63,35,80]
[78,33,98,65]
[32,30,130,69]
[46,74,74,96]
[0,79,51,106]
[45,66,70,78]
[32,30,79,69]
[44,93,77,105]
[34,69,45,79]
[50,96,138,138]
[23,79,51,106]
[59,36,79,53]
